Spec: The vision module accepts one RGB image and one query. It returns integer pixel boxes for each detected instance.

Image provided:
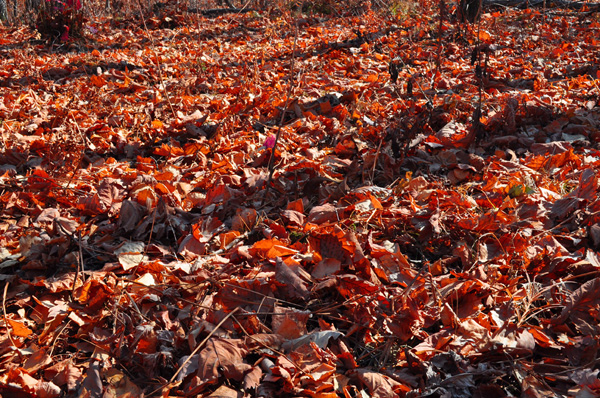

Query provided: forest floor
[1,1,600,397]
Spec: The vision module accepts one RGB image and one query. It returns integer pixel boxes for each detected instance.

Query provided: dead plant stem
[370,136,384,183]
[135,0,177,119]
[70,230,85,300]
[231,315,306,375]
[49,318,72,357]
[262,20,299,205]
[2,283,23,360]
[163,307,240,388]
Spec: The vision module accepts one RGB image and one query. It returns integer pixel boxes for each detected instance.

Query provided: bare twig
[71,230,84,300]
[49,318,73,357]
[2,283,22,360]
[436,0,445,73]
[135,0,177,119]
[64,110,87,195]
[393,58,433,107]
[147,306,240,396]
[123,290,149,321]
[370,136,385,183]
[262,20,299,205]
[230,315,305,373]
[177,308,239,375]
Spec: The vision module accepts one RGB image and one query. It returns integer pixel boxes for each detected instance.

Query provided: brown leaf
[272,304,310,339]
[520,373,556,398]
[104,368,142,398]
[23,349,52,373]
[244,334,284,351]
[554,277,600,327]
[280,209,305,227]
[231,208,258,232]
[34,381,61,398]
[275,258,310,300]
[515,329,535,351]
[78,178,124,215]
[312,258,342,279]
[354,369,403,398]
[45,360,82,391]
[197,338,250,385]
[308,203,340,224]
[80,360,103,398]
[243,366,262,390]
[178,234,207,258]
[570,168,597,200]
[118,200,146,232]
[206,385,243,397]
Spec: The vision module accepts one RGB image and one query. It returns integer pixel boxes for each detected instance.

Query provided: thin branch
[49,318,73,357]
[262,20,299,205]
[2,283,23,360]
[176,307,239,365]
[135,0,177,120]
[71,230,84,300]
[370,136,384,183]
[147,307,240,396]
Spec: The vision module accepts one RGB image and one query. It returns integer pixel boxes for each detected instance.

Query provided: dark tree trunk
[0,0,7,22]
[26,0,42,13]
[459,0,482,22]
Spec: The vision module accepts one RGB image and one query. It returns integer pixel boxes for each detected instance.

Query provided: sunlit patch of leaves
[2,1,600,397]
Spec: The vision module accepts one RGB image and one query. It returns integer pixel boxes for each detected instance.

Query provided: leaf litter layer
[1,2,600,397]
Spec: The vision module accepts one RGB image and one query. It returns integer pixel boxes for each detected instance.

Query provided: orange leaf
[121,75,132,88]
[154,143,184,157]
[268,244,298,258]
[364,74,378,83]
[90,75,106,88]
[478,30,491,42]
[319,101,332,114]
[220,231,241,249]
[154,171,175,181]
[7,319,33,338]
[184,142,207,156]
[367,192,383,210]
[136,186,158,206]
[529,327,557,348]
[154,182,175,195]
[286,199,304,213]
[136,156,155,172]
[251,239,297,258]
[341,90,358,103]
